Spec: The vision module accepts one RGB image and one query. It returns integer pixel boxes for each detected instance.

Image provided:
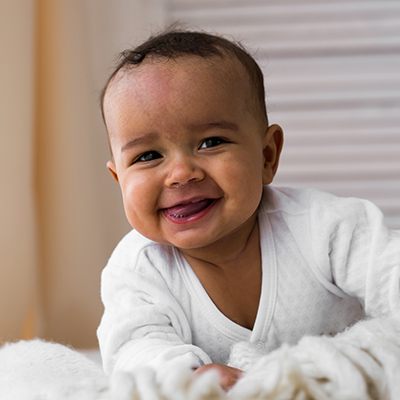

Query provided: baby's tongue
[165,199,212,218]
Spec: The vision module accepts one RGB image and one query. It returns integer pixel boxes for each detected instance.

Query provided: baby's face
[104,56,281,251]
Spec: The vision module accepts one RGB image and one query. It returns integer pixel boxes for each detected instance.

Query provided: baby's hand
[193,363,243,391]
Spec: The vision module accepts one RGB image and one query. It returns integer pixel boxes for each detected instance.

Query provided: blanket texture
[1,315,399,399]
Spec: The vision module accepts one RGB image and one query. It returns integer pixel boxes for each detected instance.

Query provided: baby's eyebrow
[189,120,239,132]
[121,132,159,153]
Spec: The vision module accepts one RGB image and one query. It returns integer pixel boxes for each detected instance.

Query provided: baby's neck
[181,214,260,273]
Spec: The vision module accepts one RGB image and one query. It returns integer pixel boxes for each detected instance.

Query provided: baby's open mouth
[162,198,217,221]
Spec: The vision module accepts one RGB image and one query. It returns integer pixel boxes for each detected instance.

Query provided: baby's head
[101,30,283,252]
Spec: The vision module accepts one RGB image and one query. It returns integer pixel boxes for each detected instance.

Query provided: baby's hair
[100,29,268,125]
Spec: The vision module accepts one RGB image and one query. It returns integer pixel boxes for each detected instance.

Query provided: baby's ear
[262,124,284,184]
[106,160,119,183]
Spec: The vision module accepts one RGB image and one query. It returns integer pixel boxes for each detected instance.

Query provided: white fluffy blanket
[1,316,399,399]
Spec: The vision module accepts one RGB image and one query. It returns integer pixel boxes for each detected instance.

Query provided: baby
[97,30,400,392]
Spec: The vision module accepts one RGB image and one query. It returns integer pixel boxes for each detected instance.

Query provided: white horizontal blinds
[166,0,400,229]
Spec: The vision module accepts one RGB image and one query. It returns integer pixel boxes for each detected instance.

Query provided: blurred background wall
[1,0,399,349]
[0,0,165,348]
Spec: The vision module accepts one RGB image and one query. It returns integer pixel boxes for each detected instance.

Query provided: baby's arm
[97,245,211,376]
[311,194,400,318]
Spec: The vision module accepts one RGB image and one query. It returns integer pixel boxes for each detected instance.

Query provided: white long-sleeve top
[97,186,400,377]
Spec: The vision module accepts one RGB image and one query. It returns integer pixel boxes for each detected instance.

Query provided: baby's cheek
[120,182,143,223]
[123,184,162,236]
[224,162,263,197]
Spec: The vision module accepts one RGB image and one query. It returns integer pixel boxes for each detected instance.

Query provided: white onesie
[97,186,399,376]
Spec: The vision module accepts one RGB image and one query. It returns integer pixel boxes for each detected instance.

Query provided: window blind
[165,0,400,229]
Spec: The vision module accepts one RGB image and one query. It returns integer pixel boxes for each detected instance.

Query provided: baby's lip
[160,196,217,210]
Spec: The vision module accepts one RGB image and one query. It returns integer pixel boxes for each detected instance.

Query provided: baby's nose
[165,157,205,188]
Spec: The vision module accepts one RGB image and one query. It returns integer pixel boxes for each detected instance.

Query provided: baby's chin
[155,237,217,251]
[140,231,220,252]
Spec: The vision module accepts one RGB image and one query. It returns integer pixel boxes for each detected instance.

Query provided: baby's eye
[199,137,227,150]
[134,151,162,163]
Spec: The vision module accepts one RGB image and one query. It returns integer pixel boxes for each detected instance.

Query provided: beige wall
[0,0,38,341]
[0,0,165,348]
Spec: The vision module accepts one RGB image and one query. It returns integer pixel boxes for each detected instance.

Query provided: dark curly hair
[100,29,268,125]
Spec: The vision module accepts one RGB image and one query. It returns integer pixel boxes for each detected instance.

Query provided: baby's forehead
[108,54,251,100]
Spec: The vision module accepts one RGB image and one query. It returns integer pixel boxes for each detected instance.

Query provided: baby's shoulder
[262,186,377,233]
[107,230,175,273]
[261,185,331,215]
